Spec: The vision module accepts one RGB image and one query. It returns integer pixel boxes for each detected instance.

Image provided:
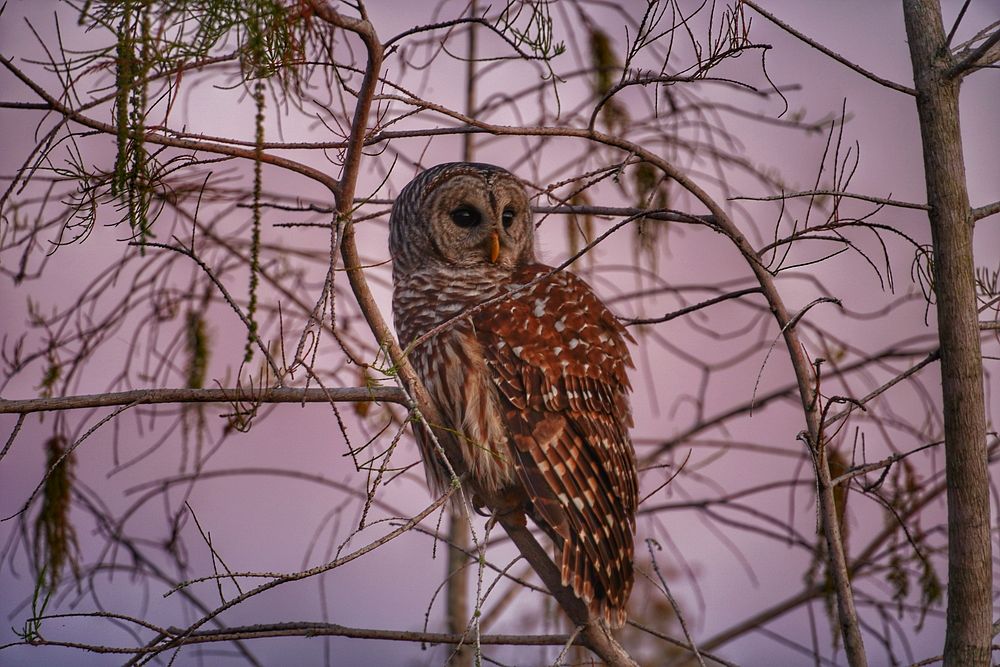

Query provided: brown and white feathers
[389,162,638,628]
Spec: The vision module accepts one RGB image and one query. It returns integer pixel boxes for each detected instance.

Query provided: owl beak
[486,231,501,264]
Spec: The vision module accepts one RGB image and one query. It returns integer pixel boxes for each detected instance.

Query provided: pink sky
[2,1,999,665]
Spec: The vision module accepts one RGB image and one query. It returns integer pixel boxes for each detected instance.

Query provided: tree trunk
[902,1,992,664]
[445,12,479,667]
[446,510,470,666]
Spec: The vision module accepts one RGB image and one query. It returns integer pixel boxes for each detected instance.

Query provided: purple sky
[2,1,999,665]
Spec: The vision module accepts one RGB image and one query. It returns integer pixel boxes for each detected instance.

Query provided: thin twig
[732,189,928,211]
[647,539,706,667]
[742,1,916,96]
[948,25,1000,76]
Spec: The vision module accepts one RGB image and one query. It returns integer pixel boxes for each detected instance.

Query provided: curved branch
[948,25,1000,77]
[742,0,916,96]
[357,74,869,663]
[689,473,953,657]
[304,3,639,665]
[139,489,455,661]
[0,54,340,195]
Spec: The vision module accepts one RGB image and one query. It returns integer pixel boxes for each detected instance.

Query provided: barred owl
[389,162,638,628]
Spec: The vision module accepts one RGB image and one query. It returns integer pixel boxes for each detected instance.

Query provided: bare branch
[135,622,580,648]
[732,189,928,211]
[949,24,1000,77]
[499,516,639,667]
[0,386,405,415]
[742,0,916,96]
[144,490,455,661]
[0,54,341,195]
[621,287,764,326]
[830,441,942,487]
[973,200,1000,221]
[822,349,941,429]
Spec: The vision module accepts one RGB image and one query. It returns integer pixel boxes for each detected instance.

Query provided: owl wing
[472,263,638,627]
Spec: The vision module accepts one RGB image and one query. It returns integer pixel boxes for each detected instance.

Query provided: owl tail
[560,537,632,629]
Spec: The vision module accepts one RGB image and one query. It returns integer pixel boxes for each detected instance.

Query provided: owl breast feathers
[389,162,638,628]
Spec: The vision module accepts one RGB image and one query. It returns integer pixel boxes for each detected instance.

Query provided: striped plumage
[389,162,638,628]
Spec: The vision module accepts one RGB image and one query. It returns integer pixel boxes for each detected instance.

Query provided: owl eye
[501,207,516,228]
[450,205,482,228]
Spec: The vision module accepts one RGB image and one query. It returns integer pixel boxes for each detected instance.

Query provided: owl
[389,162,638,628]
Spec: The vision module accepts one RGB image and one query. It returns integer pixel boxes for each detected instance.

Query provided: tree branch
[732,189,928,211]
[0,54,340,195]
[948,25,1000,77]
[158,622,575,648]
[688,471,955,658]
[742,0,916,96]
[973,200,1000,222]
[621,288,764,326]
[301,4,639,664]
[0,386,405,415]
[499,516,639,667]
[138,489,455,661]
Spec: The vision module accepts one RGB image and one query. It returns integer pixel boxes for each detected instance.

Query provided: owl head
[389,162,536,277]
